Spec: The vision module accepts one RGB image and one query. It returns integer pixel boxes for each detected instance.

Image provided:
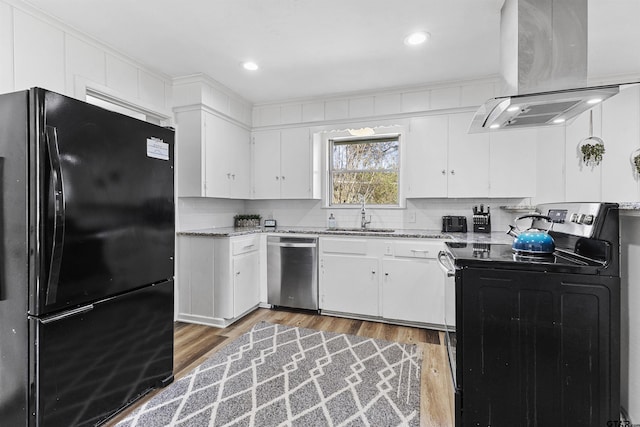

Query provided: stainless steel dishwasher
[267,236,318,311]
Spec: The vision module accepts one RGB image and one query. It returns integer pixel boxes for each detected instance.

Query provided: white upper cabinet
[205,113,251,199]
[175,109,250,199]
[252,130,281,199]
[252,127,313,199]
[405,112,538,198]
[489,128,537,198]
[405,115,449,197]
[448,112,491,197]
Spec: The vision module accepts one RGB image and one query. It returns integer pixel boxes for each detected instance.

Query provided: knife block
[473,213,491,233]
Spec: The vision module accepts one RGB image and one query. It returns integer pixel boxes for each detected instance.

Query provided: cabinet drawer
[393,241,443,259]
[320,238,368,255]
[232,235,260,255]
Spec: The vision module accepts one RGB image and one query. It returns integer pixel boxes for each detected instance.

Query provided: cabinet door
[382,258,444,325]
[204,112,233,197]
[406,115,449,197]
[252,130,281,199]
[489,128,537,197]
[233,250,260,317]
[320,255,379,316]
[280,128,311,199]
[228,123,251,199]
[448,112,490,197]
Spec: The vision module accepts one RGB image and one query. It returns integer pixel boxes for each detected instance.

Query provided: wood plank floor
[104,308,454,427]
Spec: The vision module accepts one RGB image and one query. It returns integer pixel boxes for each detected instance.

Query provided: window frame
[327,133,401,208]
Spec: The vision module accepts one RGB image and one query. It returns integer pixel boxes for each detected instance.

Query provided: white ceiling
[21,0,640,104]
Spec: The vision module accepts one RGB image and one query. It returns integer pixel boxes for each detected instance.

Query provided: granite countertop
[177,226,513,244]
[619,202,640,212]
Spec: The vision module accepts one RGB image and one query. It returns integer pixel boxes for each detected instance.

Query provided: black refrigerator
[0,88,175,426]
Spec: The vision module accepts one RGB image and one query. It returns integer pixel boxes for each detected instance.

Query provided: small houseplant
[234,214,261,228]
[633,152,640,175]
[581,142,606,166]
[579,111,605,166]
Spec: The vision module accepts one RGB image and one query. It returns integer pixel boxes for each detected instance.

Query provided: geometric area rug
[115,321,423,427]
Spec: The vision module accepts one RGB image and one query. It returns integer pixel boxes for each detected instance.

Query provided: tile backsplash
[178,197,533,233]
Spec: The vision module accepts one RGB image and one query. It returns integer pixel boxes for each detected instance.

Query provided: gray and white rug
[116,321,423,427]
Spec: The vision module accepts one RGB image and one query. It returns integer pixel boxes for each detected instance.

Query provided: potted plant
[633,150,640,175]
[580,142,606,166]
[234,214,261,228]
[579,110,606,167]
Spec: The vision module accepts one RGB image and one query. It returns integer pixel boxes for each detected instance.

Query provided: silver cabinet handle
[441,169,446,175]
[450,170,456,175]
[275,176,279,180]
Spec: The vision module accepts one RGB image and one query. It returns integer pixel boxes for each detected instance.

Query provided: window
[329,134,400,206]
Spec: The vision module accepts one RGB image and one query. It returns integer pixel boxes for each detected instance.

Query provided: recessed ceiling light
[242,61,259,71]
[507,106,520,112]
[553,118,566,124]
[404,31,430,46]
[587,98,602,104]
[489,123,500,129]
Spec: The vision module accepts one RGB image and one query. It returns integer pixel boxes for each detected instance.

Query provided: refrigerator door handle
[44,125,65,305]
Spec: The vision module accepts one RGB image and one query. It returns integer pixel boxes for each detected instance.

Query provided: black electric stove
[439,202,621,427]
[445,242,608,274]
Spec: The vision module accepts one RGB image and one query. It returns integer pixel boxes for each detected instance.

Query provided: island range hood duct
[469,0,620,132]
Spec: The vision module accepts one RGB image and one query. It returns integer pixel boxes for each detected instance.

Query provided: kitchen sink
[327,227,396,233]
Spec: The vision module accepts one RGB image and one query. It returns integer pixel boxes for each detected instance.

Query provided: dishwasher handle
[267,241,317,248]
[437,250,456,277]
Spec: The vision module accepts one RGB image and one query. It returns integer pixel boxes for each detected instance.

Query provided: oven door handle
[437,250,456,277]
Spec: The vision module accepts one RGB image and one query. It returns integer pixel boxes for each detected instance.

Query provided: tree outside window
[329,136,399,206]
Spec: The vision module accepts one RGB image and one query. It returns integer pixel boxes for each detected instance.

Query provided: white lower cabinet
[320,254,379,316]
[177,234,260,327]
[232,250,260,317]
[319,237,446,327]
[382,258,444,325]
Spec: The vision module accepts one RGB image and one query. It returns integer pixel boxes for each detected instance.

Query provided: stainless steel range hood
[469,0,620,132]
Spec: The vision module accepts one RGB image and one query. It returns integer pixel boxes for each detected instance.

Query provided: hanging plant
[632,151,640,175]
[581,142,606,166]
[579,110,605,166]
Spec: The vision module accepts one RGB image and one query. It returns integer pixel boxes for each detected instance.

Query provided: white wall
[0,0,172,116]
[621,215,640,421]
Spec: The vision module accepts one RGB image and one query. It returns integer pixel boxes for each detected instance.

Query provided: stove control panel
[534,203,603,238]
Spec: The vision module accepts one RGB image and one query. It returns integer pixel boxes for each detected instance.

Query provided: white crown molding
[173,103,252,131]
[172,73,253,108]
[251,106,478,132]
[252,75,502,108]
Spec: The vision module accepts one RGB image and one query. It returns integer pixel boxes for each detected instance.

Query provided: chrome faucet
[360,195,372,229]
